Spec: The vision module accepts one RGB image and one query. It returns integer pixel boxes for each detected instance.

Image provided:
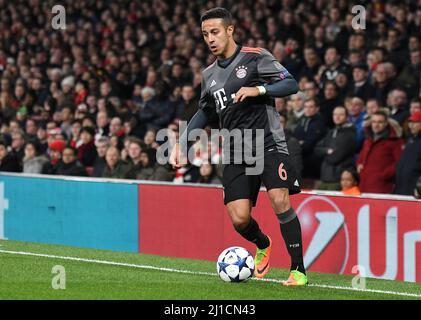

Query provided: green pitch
[1,240,421,300]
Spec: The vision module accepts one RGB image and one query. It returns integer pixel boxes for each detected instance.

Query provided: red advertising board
[139,184,421,282]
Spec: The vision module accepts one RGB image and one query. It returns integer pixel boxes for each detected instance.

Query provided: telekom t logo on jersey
[213,88,228,110]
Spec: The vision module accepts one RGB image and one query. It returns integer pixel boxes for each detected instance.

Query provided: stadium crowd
[0,0,420,196]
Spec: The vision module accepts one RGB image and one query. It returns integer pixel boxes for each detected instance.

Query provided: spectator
[60,106,74,140]
[42,140,66,174]
[293,98,326,179]
[373,62,398,106]
[95,111,110,140]
[388,89,410,127]
[195,163,221,184]
[54,146,88,177]
[340,168,361,196]
[0,140,20,172]
[286,92,305,131]
[357,111,404,194]
[69,120,82,148]
[22,140,48,174]
[102,146,131,179]
[320,46,349,88]
[10,131,26,171]
[315,106,356,190]
[410,98,421,115]
[126,138,145,178]
[363,98,403,139]
[109,116,125,146]
[36,125,49,154]
[136,148,174,181]
[77,126,97,167]
[395,111,421,195]
[297,47,321,81]
[386,28,408,72]
[348,63,374,102]
[144,129,159,149]
[278,10,305,45]
[25,119,38,141]
[176,84,199,122]
[302,80,320,100]
[397,49,421,98]
[109,117,124,137]
[139,81,176,131]
[320,81,342,128]
[346,96,367,151]
[335,71,349,97]
[92,137,110,177]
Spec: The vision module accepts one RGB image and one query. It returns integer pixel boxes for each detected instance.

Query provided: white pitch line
[1,249,421,299]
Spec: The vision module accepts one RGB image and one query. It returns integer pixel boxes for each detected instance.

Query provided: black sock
[234,217,270,249]
[277,208,306,274]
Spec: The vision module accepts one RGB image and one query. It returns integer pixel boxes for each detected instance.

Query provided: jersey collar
[217,44,242,69]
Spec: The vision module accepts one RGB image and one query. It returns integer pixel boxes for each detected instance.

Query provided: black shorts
[222,152,301,207]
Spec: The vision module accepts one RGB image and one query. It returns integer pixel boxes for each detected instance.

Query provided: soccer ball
[216,246,255,282]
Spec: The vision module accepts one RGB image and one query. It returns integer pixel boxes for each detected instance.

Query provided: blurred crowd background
[0,0,420,196]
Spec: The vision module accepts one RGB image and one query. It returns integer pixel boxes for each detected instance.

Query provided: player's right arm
[169,77,213,168]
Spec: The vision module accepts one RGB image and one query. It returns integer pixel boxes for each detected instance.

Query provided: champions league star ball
[216,247,255,282]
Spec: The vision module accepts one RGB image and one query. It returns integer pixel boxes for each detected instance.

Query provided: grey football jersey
[199,46,291,162]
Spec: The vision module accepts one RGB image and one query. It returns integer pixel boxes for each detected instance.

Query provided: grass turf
[0,240,421,300]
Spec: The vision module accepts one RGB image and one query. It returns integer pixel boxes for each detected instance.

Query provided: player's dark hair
[201,7,233,27]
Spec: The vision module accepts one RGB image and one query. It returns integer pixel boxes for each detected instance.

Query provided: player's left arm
[234,49,299,103]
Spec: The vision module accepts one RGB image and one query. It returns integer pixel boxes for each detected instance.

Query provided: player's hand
[233,87,260,103]
[357,164,364,173]
[169,143,187,169]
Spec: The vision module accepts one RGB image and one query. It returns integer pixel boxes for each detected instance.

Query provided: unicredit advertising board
[139,185,421,283]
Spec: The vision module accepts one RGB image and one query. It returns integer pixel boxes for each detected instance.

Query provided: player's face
[201,19,233,57]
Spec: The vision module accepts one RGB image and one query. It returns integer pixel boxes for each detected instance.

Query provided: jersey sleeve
[257,49,293,83]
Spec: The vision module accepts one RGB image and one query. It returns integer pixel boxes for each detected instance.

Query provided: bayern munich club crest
[235,66,248,78]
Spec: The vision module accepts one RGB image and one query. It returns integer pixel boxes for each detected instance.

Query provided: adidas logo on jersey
[210,79,217,88]
[294,180,300,187]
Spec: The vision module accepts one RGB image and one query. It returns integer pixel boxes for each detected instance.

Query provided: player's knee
[228,210,249,230]
[231,215,250,231]
[270,194,290,213]
[227,204,250,230]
